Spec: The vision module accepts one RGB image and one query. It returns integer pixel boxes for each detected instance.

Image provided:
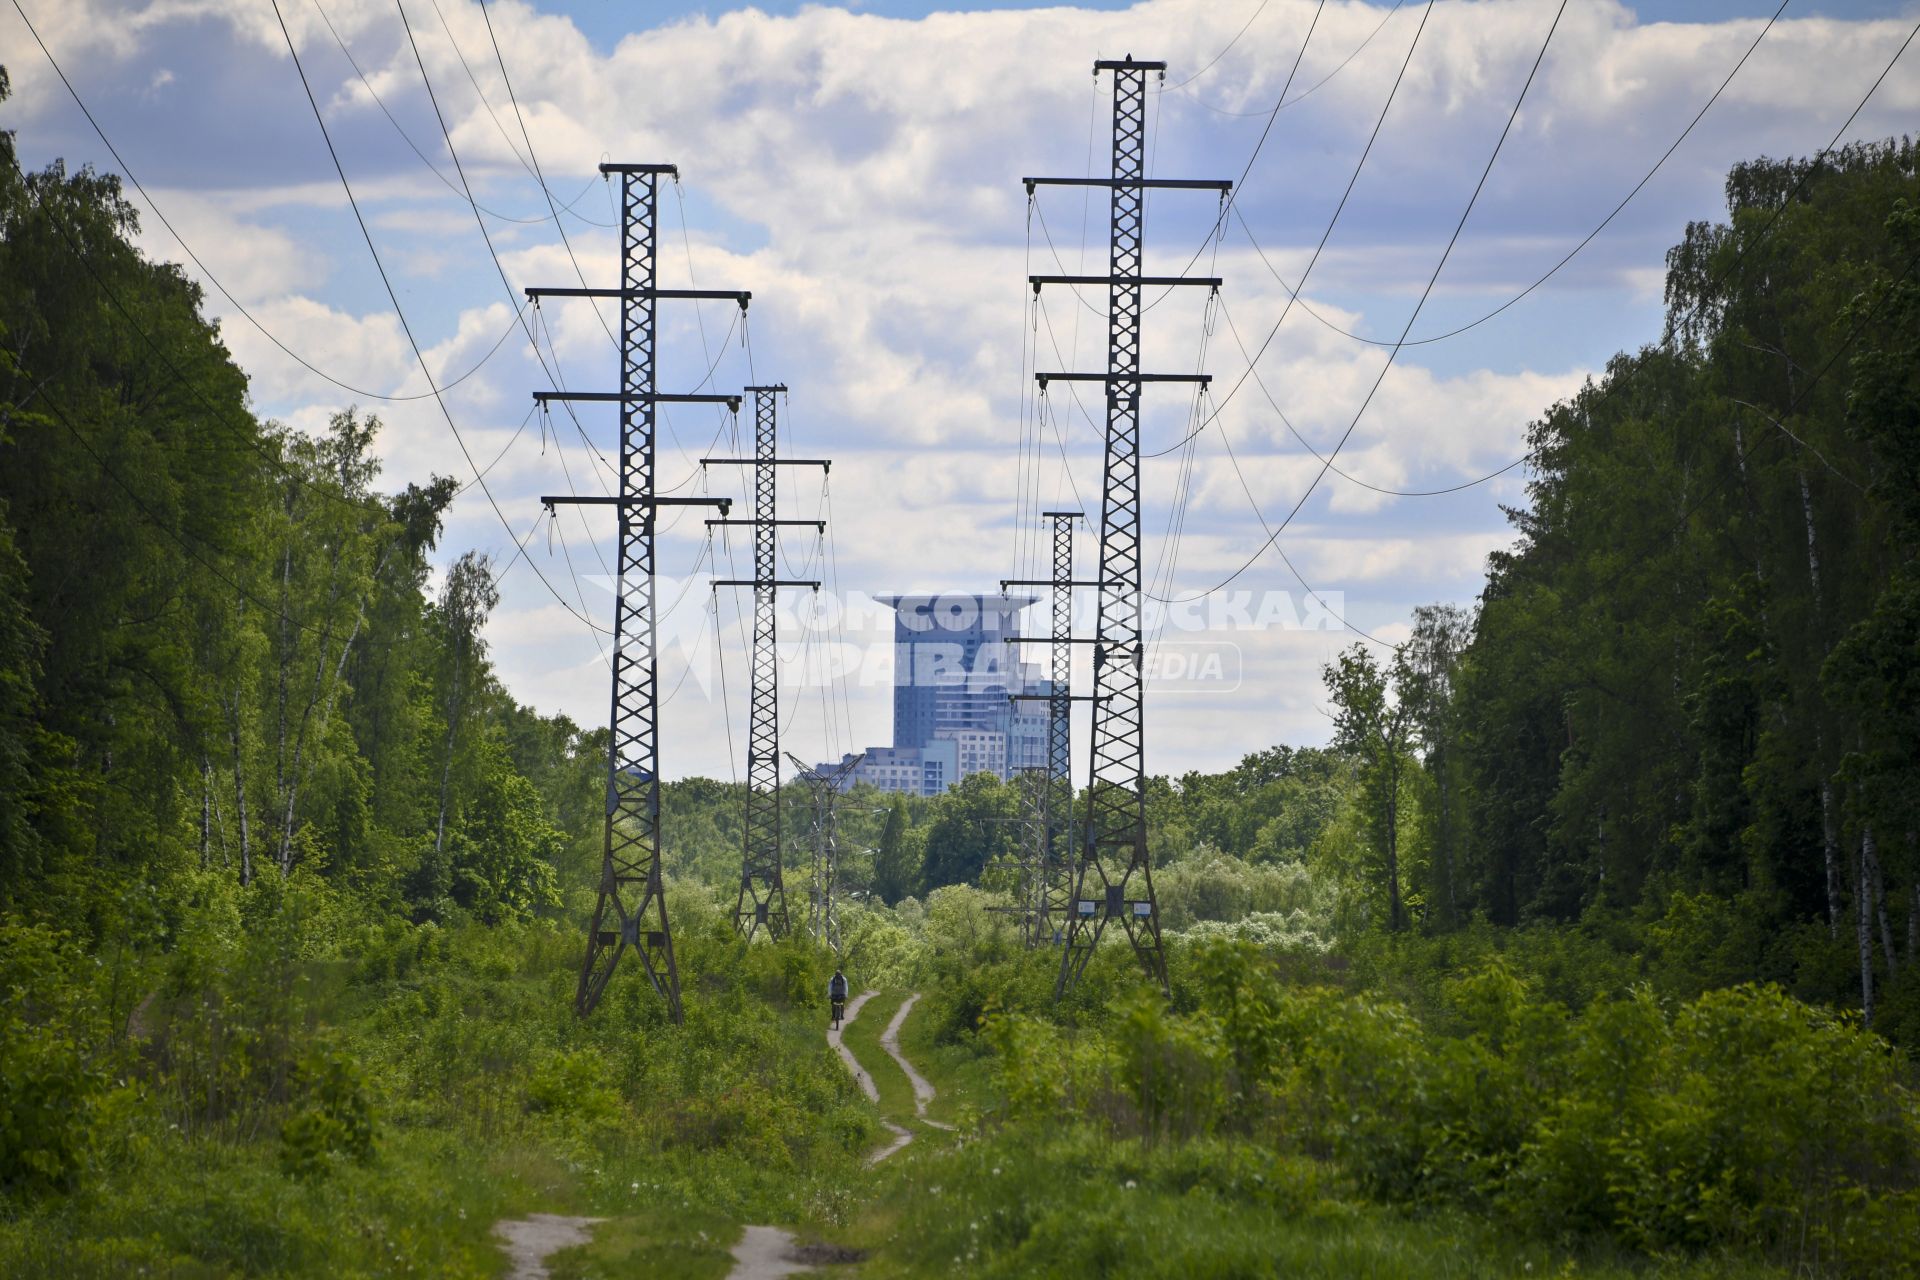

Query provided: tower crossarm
[543,495,730,511]
[706,518,825,530]
[711,579,821,589]
[534,391,742,408]
[702,458,833,470]
[1030,275,1221,291]
[527,286,751,309]
[1023,178,1232,193]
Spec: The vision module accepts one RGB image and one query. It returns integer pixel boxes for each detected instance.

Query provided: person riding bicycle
[829,968,849,1029]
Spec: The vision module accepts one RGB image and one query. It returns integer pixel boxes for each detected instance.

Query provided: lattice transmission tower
[529,162,750,1022]
[787,752,864,954]
[707,388,828,940]
[1025,58,1229,997]
[1003,510,1085,947]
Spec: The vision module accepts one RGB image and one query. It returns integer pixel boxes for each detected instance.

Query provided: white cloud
[7,0,1913,773]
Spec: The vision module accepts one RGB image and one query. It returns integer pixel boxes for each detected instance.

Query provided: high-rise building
[818,592,1051,796]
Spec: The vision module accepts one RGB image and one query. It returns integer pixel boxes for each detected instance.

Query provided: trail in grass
[878,992,955,1131]
[826,988,912,1163]
[493,1214,603,1280]
[726,1225,813,1279]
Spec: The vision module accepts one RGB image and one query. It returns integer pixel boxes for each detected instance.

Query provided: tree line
[1316,139,1920,1039]
[0,69,596,929]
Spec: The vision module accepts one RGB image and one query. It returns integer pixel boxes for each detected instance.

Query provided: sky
[3,0,1916,780]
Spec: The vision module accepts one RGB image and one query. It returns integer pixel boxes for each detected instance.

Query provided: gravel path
[492,1214,603,1280]
[878,992,955,1131]
[827,988,914,1163]
[825,989,881,1101]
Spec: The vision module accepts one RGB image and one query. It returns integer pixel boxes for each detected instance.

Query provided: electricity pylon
[1024,57,1230,997]
[529,163,751,1023]
[786,752,864,954]
[1003,510,1084,947]
[706,388,828,940]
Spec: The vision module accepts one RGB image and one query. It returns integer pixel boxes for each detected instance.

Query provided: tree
[432,550,499,857]
[1323,644,1418,931]
[1399,605,1472,926]
[919,772,1018,894]
[872,796,916,905]
[445,737,563,924]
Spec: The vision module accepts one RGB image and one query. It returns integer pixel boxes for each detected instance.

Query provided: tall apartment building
[817,593,1052,797]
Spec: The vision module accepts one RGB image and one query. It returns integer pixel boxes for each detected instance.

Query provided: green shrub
[986,941,1920,1273]
[277,1044,376,1178]
[0,922,138,1197]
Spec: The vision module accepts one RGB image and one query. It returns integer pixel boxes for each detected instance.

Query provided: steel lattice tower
[529,163,750,1022]
[707,390,828,940]
[1025,58,1230,997]
[1004,510,1083,947]
[787,752,863,953]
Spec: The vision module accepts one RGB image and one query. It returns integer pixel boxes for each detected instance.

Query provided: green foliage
[919,772,1019,893]
[278,1043,376,1178]
[871,796,916,904]
[0,922,138,1197]
[1448,141,1920,1035]
[979,941,1920,1274]
[846,1122,1770,1280]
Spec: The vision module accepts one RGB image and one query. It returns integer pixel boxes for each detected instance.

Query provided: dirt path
[492,1214,603,1280]
[825,989,881,1102]
[827,988,913,1163]
[726,1225,815,1279]
[878,992,955,1131]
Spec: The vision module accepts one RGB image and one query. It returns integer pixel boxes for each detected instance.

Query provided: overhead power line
[1176,0,1407,118]
[30,378,547,653]
[388,0,624,625]
[1150,0,1568,606]
[1168,6,1917,620]
[266,0,608,634]
[1232,0,1791,352]
[10,0,532,405]
[1163,0,1275,91]
[307,0,608,227]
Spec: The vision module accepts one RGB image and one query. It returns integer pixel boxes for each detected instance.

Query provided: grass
[0,1125,555,1278]
[839,989,917,1124]
[893,991,993,1130]
[837,1125,1797,1279]
[546,1206,736,1280]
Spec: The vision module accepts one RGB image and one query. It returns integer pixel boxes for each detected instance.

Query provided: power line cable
[307,0,606,226]
[31,379,547,651]
[470,0,625,354]
[423,0,613,225]
[1151,0,1566,605]
[1160,5,1916,617]
[10,0,534,405]
[266,0,607,633]
[1031,0,1329,322]
[1215,295,1530,496]
[1158,5,1916,522]
[1177,0,1406,117]
[391,0,657,628]
[1164,0,1275,91]
[1230,0,1791,352]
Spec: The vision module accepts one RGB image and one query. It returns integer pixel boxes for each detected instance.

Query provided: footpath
[721,988,943,1277]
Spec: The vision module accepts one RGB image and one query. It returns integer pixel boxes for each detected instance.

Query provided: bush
[0,922,141,1198]
[278,1043,376,1178]
[985,941,1920,1273]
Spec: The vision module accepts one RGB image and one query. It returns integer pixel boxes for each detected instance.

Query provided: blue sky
[4,0,1916,777]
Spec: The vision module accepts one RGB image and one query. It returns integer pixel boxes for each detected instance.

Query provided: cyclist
[828,968,849,1029]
